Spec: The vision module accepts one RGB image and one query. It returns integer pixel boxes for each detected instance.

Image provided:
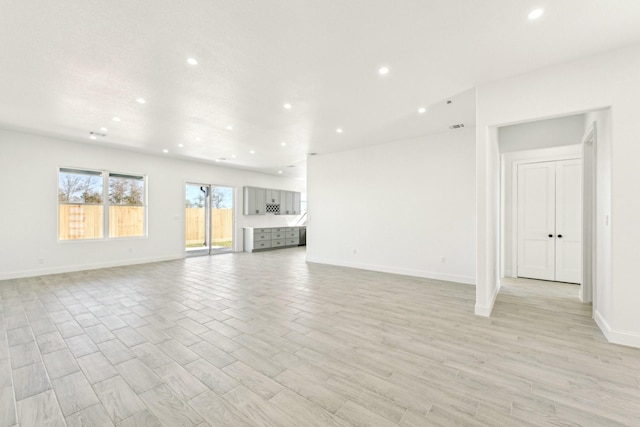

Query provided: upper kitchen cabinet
[280,191,302,215]
[243,187,302,216]
[292,192,301,215]
[266,189,281,204]
[281,190,294,215]
[243,186,266,215]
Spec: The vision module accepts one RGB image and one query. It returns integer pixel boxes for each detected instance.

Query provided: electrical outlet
[440,256,446,263]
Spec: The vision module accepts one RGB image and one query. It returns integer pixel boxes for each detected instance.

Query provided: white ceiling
[1,1,640,179]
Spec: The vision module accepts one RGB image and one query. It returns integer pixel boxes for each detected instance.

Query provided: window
[58,168,146,240]
[58,168,104,240]
[108,173,145,238]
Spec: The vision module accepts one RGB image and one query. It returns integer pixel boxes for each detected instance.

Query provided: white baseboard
[304,256,476,285]
[0,255,184,281]
[474,280,499,317]
[594,310,640,349]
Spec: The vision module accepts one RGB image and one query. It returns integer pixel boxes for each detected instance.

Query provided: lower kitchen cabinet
[243,227,302,252]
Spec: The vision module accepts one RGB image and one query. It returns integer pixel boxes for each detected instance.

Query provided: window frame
[57,166,148,242]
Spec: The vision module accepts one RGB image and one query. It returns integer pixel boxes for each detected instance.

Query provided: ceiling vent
[287,164,296,168]
[89,131,107,137]
[449,123,465,130]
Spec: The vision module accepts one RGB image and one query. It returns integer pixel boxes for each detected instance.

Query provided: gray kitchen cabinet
[292,192,301,215]
[266,189,281,204]
[244,227,301,252]
[243,187,302,216]
[243,186,266,215]
[281,191,294,215]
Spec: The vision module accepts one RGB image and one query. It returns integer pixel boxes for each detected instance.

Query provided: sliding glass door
[185,183,234,256]
[210,186,234,253]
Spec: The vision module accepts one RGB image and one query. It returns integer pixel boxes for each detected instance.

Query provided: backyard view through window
[58,168,146,240]
[108,173,145,238]
[185,184,234,255]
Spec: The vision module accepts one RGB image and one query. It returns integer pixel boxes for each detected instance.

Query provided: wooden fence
[59,205,145,239]
[185,208,233,246]
[59,205,104,239]
[59,205,232,242]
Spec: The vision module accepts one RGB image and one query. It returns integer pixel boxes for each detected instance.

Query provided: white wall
[499,115,585,277]
[0,129,304,280]
[475,122,500,315]
[476,43,640,347]
[584,109,613,321]
[498,115,585,153]
[307,127,476,284]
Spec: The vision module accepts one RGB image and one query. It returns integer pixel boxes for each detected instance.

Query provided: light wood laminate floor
[1,248,639,426]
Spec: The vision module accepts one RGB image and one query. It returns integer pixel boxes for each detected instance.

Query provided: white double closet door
[517,159,582,283]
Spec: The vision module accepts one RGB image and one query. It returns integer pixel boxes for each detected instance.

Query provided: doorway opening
[499,113,593,303]
[185,183,234,256]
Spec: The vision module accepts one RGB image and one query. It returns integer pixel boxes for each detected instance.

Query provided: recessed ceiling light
[162,149,169,153]
[112,117,121,122]
[226,125,233,130]
[281,142,286,146]
[249,150,255,154]
[89,135,97,140]
[196,137,201,142]
[418,107,427,114]
[336,128,343,134]
[231,154,236,159]
[278,171,283,174]
[100,127,108,132]
[187,57,198,65]
[215,159,220,162]
[136,98,146,104]
[528,8,544,20]
[178,143,184,148]
[379,66,389,75]
[283,103,292,110]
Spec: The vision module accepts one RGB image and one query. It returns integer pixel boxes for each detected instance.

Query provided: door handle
[557,234,563,238]
[548,234,553,238]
